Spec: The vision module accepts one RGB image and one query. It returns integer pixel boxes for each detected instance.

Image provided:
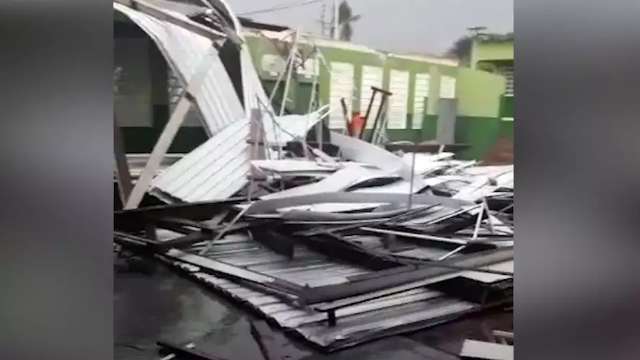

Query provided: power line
[238,0,325,16]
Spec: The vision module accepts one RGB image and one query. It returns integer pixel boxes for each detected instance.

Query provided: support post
[408,146,416,209]
[198,207,250,255]
[471,201,486,241]
[332,0,339,40]
[279,29,300,116]
[247,108,266,200]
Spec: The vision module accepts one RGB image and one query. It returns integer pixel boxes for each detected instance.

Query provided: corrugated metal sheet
[150,107,328,202]
[159,231,502,350]
[115,2,285,202]
[151,119,250,202]
[259,164,398,200]
[330,132,417,182]
[114,3,245,135]
[261,107,328,146]
[241,45,273,115]
[116,154,183,180]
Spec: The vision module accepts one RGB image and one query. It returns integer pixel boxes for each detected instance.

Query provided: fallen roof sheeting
[151,108,332,202]
[251,159,340,175]
[115,182,512,350]
[259,165,402,200]
[262,106,330,146]
[115,3,245,135]
[460,339,514,360]
[116,0,300,203]
[114,2,514,352]
[330,132,417,181]
[244,192,470,216]
[155,231,510,351]
[150,119,251,202]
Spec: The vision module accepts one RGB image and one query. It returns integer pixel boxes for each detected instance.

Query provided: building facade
[114,13,510,160]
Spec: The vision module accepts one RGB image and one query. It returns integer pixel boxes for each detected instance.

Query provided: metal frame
[115,0,241,209]
[360,86,392,140]
[123,45,223,209]
[116,0,227,41]
[299,246,512,304]
[115,199,513,331]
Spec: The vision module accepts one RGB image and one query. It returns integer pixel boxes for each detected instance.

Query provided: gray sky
[229,0,513,56]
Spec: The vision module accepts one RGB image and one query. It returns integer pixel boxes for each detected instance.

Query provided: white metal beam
[116,0,227,41]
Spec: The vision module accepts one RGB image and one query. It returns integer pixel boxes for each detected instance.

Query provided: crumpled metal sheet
[114,3,245,134]
[150,119,251,202]
[117,2,328,202]
[160,233,492,351]
[259,165,401,200]
[261,106,329,146]
[251,159,339,174]
[330,132,415,180]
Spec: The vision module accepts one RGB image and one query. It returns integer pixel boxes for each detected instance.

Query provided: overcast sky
[228,0,513,56]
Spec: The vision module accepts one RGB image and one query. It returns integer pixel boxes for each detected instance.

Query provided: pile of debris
[113,0,513,354]
[115,133,513,351]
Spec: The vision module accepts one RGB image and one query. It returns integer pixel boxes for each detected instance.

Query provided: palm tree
[337,0,360,41]
[447,36,473,62]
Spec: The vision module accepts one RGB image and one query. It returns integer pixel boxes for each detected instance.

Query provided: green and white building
[114,12,512,160]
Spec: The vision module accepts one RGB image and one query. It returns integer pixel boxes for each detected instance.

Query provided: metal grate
[501,66,514,96]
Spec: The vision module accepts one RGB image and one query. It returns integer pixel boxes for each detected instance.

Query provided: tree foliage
[447,36,473,60]
[338,0,360,41]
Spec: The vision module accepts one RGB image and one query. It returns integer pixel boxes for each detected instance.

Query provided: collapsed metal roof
[115,0,317,202]
[115,2,247,133]
[113,1,514,353]
[156,229,512,351]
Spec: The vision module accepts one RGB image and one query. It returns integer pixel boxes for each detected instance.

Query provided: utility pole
[319,1,326,36]
[332,0,339,40]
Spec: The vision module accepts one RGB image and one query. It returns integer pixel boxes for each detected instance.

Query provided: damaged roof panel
[160,231,505,351]
[151,119,250,202]
[115,3,245,135]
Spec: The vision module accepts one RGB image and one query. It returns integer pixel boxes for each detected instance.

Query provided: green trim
[455,116,501,160]
[499,94,514,118]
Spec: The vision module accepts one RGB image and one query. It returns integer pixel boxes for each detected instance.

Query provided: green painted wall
[315,45,386,111]
[498,95,514,142]
[453,67,508,159]
[464,39,514,159]
[455,117,501,160]
[115,20,512,160]
[456,68,504,117]
[500,95,514,118]
[471,39,514,69]
[244,33,468,144]
[382,55,458,142]
[499,120,514,140]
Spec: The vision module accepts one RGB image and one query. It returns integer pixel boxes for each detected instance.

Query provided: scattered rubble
[115,127,514,350]
[114,0,513,355]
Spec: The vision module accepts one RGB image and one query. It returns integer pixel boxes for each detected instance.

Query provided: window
[412,73,430,129]
[360,66,383,129]
[328,62,354,129]
[439,75,456,99]
[387,70,410,129]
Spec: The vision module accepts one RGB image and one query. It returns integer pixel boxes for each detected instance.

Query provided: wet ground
[115,256,512,360]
